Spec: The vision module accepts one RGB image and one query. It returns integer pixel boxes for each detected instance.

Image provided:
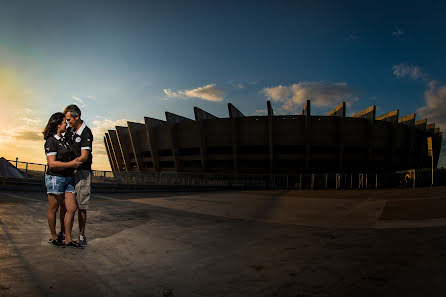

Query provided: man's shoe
[79,234,87,247]
[49,239,65,248]
[65,241,84,248]
[57,232,65,242]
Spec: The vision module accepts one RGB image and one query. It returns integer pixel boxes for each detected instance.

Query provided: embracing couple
[42,104,93,248]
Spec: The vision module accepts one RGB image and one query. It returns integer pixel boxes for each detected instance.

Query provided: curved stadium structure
[104,100,442,174]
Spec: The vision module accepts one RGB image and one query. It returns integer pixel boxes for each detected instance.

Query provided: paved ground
[1,187,446,297]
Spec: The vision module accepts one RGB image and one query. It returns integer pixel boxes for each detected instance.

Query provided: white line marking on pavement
[93,194,121,201]
[3,193,42,202]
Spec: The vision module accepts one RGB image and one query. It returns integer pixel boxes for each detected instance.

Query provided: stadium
[104,100,442,175]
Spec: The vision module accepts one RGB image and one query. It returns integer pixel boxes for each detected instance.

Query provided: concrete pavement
[1,187,446,296]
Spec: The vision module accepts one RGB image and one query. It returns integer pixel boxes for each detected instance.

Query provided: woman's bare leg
[47,194,62,240]
[63,192,77,243]
[59,200,66,235]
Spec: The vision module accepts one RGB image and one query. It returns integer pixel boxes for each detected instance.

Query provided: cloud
[90,118,144,156]
[0,109,43,144]
[392,63,424,80]
[346,96,360,108]
[345,33,359,41]
[417,80,446,168]
[163,84,224,102]
[72,96,86,108]
[13,131,42,141]
[440,145,446,168]
[163,89,177,97]
[392,28,404,37]
[417,81,446,131]
[263,82,355,112]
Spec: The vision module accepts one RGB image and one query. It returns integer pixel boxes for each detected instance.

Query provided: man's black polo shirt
[67,121,93,171]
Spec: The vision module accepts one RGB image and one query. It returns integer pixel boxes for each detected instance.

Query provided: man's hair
[63,104,81,118]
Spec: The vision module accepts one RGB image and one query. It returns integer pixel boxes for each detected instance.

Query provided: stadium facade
[104,101,442,174]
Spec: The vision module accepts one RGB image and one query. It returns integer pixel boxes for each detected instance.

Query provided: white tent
[0,157,28,178]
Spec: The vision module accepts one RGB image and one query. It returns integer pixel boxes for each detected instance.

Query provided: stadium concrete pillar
[415,119,427,169]
[198,120,207,172]
[399,113,416,169]
[108,129,126,171]
[301,100,311,170]
[194,107,218,172]
[399,113,416,126]
[171,125,180,172]
[338,117,344,170]
[105,133,119,171]
[144,117,167,172]
[104,135,117,172]
[165,112,193,172]
[409,126,417,169]
[328,102,346,170]
[165,112,193,124]
[146,126,160,172]
[327,102,346,117]
[267,101,274,174]
[415,119,427,131]
[127,122,152,172]
[228,103,245,174]
[228,103,245,118]
[116,126,135,171]
[425,124,436,169]
[194,107,218,121]
[426,123,435,134]
[377,110,399,124]
[353,105,376,120]
[377,110,399,170]
[433,127,442,168]
[353,105,376,170]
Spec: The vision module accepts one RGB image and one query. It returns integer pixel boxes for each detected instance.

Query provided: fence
[1,159,445,190]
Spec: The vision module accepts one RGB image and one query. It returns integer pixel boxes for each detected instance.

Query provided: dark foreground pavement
[1,188,446,297]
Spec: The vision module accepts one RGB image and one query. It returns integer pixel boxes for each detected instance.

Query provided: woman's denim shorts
[45,175,75,195]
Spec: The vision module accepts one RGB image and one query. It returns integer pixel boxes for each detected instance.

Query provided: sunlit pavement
[1,187,446,297]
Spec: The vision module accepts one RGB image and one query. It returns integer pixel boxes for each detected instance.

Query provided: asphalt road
[1,187,446,297]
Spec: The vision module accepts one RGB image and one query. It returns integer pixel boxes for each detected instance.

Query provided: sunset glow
[0,1,445,170]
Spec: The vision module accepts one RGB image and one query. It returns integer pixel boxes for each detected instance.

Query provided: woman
[43,112,83,248]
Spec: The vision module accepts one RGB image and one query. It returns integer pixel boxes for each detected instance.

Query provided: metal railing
[1,159,445,189]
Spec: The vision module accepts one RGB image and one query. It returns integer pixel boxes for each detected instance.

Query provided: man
[64,104,93,247]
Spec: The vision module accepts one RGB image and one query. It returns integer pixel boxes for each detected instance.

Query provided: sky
[0,0,445,170]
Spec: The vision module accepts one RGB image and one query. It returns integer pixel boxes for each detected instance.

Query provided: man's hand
[77,149,90,163]
[70,159,83,168]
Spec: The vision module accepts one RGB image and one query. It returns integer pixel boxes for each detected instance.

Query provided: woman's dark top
[44,134,74,177]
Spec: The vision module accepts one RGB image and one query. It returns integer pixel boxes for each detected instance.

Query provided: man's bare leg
[63,192,77,243]
[78,209,87,236]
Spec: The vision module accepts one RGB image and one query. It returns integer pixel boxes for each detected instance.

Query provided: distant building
[104,101,442,174]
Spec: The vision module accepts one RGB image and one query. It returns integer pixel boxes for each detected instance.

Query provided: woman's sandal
[48,239,65,248]
[65,241,84,248]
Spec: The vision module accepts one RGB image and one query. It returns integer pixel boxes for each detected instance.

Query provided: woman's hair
[42,112,65,140]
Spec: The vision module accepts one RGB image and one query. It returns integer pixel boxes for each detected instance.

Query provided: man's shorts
[45,175,75,195]
[73,169,91,210]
